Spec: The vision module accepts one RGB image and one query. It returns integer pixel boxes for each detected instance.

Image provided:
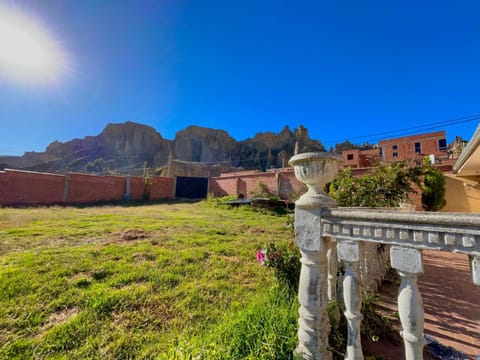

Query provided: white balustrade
[289,152,480,360]
[338,241,364,360]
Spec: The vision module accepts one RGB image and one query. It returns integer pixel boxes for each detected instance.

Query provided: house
[443,124,480,213]
[342,131,451,170]
[341,148,380,169]
[378,131,448,163]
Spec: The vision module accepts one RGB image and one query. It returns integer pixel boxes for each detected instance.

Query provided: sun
[0,3,69,86]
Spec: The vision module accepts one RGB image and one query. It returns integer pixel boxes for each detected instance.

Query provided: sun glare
[0,3,69,86]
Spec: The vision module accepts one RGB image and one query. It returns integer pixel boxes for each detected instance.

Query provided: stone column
[63,173,70,203]
[125,175,131,201]
[338,241,364,360]
[289,152,343,360]
[390,246,425,360]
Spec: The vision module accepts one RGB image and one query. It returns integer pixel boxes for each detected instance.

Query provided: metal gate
[175,176,209,199]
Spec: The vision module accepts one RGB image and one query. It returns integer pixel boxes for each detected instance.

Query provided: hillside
[0,121,325,175]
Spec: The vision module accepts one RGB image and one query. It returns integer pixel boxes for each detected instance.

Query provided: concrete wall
[442,174,480,213]
[0,169,174,206]
[210,169,306,200]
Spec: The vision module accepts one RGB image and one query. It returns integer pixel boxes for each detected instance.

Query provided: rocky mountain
[0,121,325,175]
[173,126,238,164]
[237,125,324,169]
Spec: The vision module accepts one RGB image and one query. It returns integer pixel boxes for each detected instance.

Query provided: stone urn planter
[288,152,343,207]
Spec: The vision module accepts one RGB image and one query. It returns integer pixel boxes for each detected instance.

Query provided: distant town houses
[340,130,468,171]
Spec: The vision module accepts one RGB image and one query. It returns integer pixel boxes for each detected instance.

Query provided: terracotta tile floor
[373,250,480,359]
[419,250,480,359]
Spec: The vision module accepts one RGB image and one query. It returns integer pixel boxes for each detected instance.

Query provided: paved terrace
[419,251,479,358]
[376,250,479,359]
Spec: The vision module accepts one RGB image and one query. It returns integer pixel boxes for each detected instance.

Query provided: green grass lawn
[0,201,298,359]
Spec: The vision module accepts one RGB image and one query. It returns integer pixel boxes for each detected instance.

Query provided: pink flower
[256,250,264,263]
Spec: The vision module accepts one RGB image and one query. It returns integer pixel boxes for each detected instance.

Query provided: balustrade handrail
[288,152,480,360]
[321,207,480,257]
[323,207,480,227]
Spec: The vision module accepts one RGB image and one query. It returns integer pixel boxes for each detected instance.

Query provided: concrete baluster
[383,244,391,278]
[327,237,341,329]
[295,208,331,360]
[373,244,384,287]
[327,237,338,301]
[338,241,364,360]
[360,242,374,292]
[289,152,343,360]
[369,242,380,292]
[470,255,480,286]
[390,246,425,360]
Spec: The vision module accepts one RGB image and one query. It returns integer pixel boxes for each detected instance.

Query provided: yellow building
[443,124,480,213]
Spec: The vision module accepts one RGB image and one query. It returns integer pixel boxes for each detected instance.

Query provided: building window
[379,147,383,157]
[439,139,447,151]
[414,142,421,154]
[392,145,398,150]
[393,152,398,158]
[347,154,354,160]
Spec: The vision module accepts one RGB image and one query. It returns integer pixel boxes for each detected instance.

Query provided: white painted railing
[289,153,480,360]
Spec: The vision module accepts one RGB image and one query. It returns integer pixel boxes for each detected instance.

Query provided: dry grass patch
[111,300,176,330]
[114,229,149,242]
[36,307,80,338]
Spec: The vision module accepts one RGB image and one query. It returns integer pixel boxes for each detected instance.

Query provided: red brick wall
[129,176,146,201]
[0,169,65,206]
[149,176,174,200]
[278,171,307,199]
[210,169,306,200]
[209,177,238,197]
[238,173,276,197]
[0,168,309,205]
[66,173,126,204]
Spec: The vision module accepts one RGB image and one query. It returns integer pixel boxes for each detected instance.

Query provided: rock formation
[0,121,325,175]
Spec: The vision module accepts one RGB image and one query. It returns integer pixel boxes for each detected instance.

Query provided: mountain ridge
[0,121,325,175]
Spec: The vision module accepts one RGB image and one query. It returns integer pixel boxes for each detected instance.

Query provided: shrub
[329,159,446,211]
[420,159,446,211]
[257,241,301,291]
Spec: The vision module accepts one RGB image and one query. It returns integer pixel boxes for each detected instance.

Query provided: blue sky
[1,0,479,155]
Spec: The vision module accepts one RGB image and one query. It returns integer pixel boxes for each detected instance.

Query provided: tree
[328,159,446,211]
[420,159,446,211]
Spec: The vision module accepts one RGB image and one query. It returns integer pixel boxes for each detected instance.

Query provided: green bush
[329,159,446,211]
[257,241,301,291]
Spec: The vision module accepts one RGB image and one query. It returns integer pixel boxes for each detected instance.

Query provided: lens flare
[0,3,69,86]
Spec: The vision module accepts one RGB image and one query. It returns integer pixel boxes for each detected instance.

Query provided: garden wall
[0,169,174,206]
[149,176,175,200]
[129,176,147,201]
[0,169,65,206]
[65,173,126,204]
[210,169,306,200]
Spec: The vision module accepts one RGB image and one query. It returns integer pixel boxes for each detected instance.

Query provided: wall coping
[3,168,65,177]
[321,207,480,256]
